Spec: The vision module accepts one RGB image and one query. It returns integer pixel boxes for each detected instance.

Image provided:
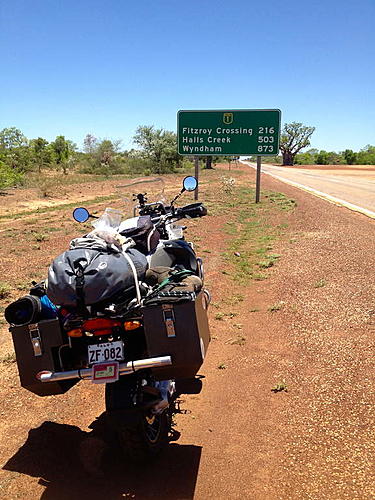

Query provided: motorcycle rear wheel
[118,409,170,462]
[105,375,171,461]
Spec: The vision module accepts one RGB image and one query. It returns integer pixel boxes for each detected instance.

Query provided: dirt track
[0,164,374,499]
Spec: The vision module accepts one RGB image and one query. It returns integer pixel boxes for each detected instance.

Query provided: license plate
[88,341,124,365]
[92,361,119,384]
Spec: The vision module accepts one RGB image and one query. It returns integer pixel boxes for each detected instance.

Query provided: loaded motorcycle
[5,176,210,461]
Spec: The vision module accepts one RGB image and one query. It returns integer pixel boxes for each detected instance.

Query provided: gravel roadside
[260,174,375,499]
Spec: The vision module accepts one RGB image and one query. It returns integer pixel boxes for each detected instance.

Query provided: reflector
[67,328,83,338]
[124,320,142,331]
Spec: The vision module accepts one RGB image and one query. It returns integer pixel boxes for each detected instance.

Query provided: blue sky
[1,0,374,152]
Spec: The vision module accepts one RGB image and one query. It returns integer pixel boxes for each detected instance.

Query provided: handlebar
[144,202,207,225]
[176,203,207,219]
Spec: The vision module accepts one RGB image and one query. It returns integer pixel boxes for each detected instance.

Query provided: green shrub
[0,282,11,299]
[0,162,24,189]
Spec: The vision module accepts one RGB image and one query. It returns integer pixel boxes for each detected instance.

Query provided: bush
[0,162,25,189]
[34,176,68,198]
[0,281,11,299]
[78,161,128,176]
[356,145,375,165]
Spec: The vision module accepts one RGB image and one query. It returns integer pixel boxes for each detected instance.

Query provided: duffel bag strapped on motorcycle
[47,241,147,309]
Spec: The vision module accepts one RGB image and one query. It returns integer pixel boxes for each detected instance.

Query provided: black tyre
[118,409,170,462]
[105,375,171,462]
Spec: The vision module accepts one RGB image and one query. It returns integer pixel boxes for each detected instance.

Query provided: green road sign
[177,109,281,156]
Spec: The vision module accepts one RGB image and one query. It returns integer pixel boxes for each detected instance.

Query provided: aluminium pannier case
[10,318,78,396]
[141,290,210,380]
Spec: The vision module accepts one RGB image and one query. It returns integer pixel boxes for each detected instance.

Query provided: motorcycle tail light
[83,318,122,336]
[124,320,142,331]
[67,328,83,338]
[92,328,113,336]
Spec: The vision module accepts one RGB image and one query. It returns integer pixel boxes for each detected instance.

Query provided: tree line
[0,125,193,189]
[294,145,375,165]
[1,123,374,189]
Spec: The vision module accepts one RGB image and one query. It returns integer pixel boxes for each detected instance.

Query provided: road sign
[177,109,281,156]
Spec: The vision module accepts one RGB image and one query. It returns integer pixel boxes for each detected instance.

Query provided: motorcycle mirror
[183,176,198,192]
[73,207,90,223]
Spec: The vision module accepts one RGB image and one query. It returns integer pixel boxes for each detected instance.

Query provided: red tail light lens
[83,318,122,336]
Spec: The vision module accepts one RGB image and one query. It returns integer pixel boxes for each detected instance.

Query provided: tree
[0,127,32,172]
[315,150,330,165]
[158,130,180,170]
[30,137,51,172]
[0,127,27,150]
[343,149,357,165]
[95,139,119,169]
[52,136,69,164]
[83,134,97,155]
[133,126,157,159]
[0,161,24,189]
[279,122,315,166]
[133,125,180,173]
[81,138,124,175]
[356,145,375,165]
[312,150,344,165]
[295,148,319,165]
[51,135,73,174]
[205,156,213,169]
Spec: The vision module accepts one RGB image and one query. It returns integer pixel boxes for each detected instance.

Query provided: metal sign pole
[194,155,199,200]
[255,155,262,203]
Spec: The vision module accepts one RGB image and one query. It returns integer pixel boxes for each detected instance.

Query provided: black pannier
[142,290,211,380]
[10,318,78,396]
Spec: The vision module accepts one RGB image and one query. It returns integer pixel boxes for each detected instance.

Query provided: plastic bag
[87,208,125,248]
[91,208,122,230]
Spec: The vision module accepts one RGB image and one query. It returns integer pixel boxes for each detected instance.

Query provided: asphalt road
[243,162,375,217]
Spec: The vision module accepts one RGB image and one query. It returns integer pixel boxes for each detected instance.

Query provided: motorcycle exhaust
[37,356,172,383]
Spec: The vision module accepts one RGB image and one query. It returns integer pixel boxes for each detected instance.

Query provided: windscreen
[116,177,166,218]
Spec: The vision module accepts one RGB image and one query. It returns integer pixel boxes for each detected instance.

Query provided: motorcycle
[5,176,210,461]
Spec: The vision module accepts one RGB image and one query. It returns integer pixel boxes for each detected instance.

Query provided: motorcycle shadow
[3,414,202,500]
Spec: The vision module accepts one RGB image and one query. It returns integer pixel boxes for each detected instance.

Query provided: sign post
[256,156,262,203]
[194,156,199,201]
[177,109,280,202]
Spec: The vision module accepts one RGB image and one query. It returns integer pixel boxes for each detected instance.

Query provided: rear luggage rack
[38,356,172,383]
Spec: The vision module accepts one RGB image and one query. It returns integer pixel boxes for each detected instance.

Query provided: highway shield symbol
[223,113,233,125]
